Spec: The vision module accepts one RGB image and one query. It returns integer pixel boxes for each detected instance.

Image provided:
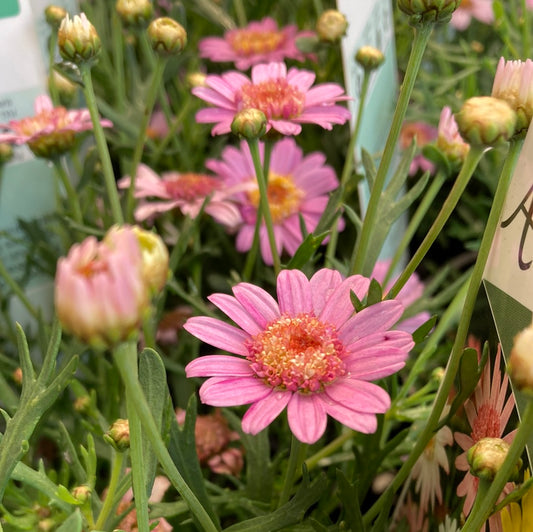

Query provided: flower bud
[104,418,130,451]
[231,108,267,139]
[12,367,22,385]
[116,0,153,28]
[467,437,521,481]
[147,17,187,56]
[186,71,207,88]
[398,0,461,26]
[436,105,470,166]
[0,143,13,165]
[48,70,78,106]
[509,325,533,393]
[454,96,517,147]
[71,485,91,504]
[355,46,385,72]
[44,5,67,30]
[316,9,348,42]
[58,13,102,66]
[73,395,91,413]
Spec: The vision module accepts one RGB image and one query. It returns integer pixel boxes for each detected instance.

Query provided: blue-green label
[0,0,20,18]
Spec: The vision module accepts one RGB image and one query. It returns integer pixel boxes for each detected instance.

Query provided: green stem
[303,430,354,474]
[113,342,220,532]
[53,157,83,226]
[387,146,485,299]
[278,436,307,508]
[79,65,124,225]
[48,32,59,106]
[247,138,281,274]
[111,11,126,114]
[126,56,167,222]
[351,22,434,277]
[94,452,125,530]
[462,401,533,532]
[363,137,523,526]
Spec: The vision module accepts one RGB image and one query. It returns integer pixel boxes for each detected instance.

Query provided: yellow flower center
[247,172,304,223]
[239,79,305,120]
[228,29,285,56]
[246,313,346,393]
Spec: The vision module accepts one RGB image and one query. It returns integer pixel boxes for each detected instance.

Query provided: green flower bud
[355,46,385,72]
[71,485,91,504]
[104,418,130,451]
[455,96,517,147]
[231,108,268,139]
[147,17,187,56]
[316,9,348,42]
[116,0,153,28]
[397,0,461,26]
[58,13,102,66]
[44,5,67,30]
[467,437,522,481]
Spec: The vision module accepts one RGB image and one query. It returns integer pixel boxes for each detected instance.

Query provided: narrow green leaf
[336,470,365,531]
[56,509,83,532]
[286,231,329,270]
[361,148,377,191]
[366,279,383,307]
[412,315,438,344]
[384,139,416,200]
[350,290,364,313]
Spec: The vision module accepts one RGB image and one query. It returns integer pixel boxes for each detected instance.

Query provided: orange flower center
[247,172,304,223]
[77,257,108,278]
[164,173,220,202]
[471,404,501,443]
[228,29,285,56]
[245,313,346,393]
[239,78,305,120]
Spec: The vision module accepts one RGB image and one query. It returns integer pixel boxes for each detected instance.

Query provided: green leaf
[56,484,83,505]
[366,279,383,307]
[412,315,438,344]
[361,148,377,192]
[336,470,365,531]
[384,139,416,200]
[56,509,83,532]
[286,231,330,270]
[422,144,451,176]
[350,290,364,313]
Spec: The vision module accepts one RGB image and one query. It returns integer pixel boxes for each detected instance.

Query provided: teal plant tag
[0,0,20,19]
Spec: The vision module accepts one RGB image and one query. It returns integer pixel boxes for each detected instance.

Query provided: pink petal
[232,283,280,327]
[208,293,262,335]
[325,379,390,413]
[324,400,378,434]
[185,355,253,378]
[344,349,408,380]
[287,393,327,443]
[199,376,271,406]
[184,316,249,355]
[276,269,312,315]
[241,390,291,434]
[309,269,343,315]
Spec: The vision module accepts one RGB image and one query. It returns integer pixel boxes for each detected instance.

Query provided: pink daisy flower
[454,345,516,531]
[399,120,437,176]
[0,94,112,159]
[192,61,351,136]
[184,268,414,444]
[117,163,242,229]
[198,17,315,71]
[436,106,470,166]
[206,137,342,265]
[450,0,494,31]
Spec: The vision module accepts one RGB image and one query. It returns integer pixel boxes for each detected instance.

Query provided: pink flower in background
[399,120,437,176]
[370,261,431,334]
[118,163,242,228]
[146,110,170,140]
[199,17,315,70]
[0,94,112,158]
[185,268,414,444]
[454,345,516,531]
[450,0,494,31]
[528,0,533,9]
[192,61,351,136]
[437,106,470,165]
[206,137,342,264]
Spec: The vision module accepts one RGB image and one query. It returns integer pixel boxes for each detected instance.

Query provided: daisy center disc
[239,78,305,120]
[228,29,285,56]
[248,172,304,223]
[471,404,501,442]
[245,313,346,393]
[164,173,220,202]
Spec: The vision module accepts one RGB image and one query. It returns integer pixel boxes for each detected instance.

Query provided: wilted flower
[192,61,351,136]
[450,0,494,31]
[54,226,150,349]
[316,9,348,42]
[185,268,413,444]
[176,408,243,476]
[206,137,343,265]
[400,120,437,175]
[0,94,112,159]
[397,0,461,25]
[117,163,242,228]
[147,17,187,55]
[491,57,533,135]
[58,13,102,65]
[198,17,315,70]
[436,105,470,166]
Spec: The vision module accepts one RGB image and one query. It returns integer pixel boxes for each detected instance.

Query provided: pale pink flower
[454,345,516,531]
[399,120,437,176]
[199,17,315,70]
[528,0,533,9]
[146,110,170,140]
[370,261,430,334]
[206,137,342,265]
[0,94,111,158]
[117,163,242,229]
[436,106,470,165]
[192,61,351,136]
[54,226,150,348]
[450,0,494,31]
[185,268,414,444]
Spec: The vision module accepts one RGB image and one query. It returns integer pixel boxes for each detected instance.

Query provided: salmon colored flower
[450,0,494,30]
[454,345,517,531]
[118,163,242,228]
[185,268,414,444]
[54,226,150,349]
[399,120,437,176]
[206,137,342,265]
[199,17,315,70]
[192,61,351,136]
[0,94,112,159]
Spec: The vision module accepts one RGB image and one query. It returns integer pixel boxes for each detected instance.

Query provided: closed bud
[71,485,91,504]
[509,325,533,394]
[104,418,130,451]
[147,17,187,56]
[12,367,22,385]
[231,108,267,139]
[48,70,78,106]
[355,46,385,72]
[467,437,521,481]
[116,0,153,28]
[316,9,348,42]
[44,5,67,30]
[0,143,13,164]
[455,96,517,147]
[397,0,461,26]
[58,13,101,66]
[186,71,207,88]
